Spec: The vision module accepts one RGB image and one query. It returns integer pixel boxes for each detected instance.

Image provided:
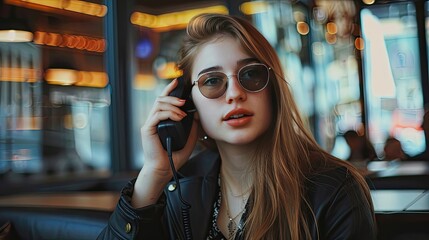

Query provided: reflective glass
[0,3,110,180]
[361,2,425,157]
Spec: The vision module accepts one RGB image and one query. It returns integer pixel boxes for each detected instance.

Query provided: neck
[219,156,253,201]
[217,143,254,192]
[219,172,250,239]
[217,139,257,167]
[216,143,255,238]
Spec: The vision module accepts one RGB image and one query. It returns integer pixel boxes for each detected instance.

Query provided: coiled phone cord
[166,137,193,240]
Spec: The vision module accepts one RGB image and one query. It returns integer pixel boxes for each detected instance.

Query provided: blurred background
[0,0,428,188]
[1,1,429,239]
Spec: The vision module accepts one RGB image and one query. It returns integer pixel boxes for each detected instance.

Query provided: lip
[223,108,254,127]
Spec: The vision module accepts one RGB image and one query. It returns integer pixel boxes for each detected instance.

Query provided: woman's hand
[132,79,198,208]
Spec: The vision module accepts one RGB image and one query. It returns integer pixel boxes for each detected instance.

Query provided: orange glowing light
[33,31,105,53]
[326,22,337,34]
[0,67,39,82]
[354,37,364,50]
[5,0,107,17]
[131,6,228,32]
[297,22,309,35]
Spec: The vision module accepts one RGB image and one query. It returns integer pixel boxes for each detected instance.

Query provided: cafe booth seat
[0,173,133,239]
[0,206,110,240]
[0,191,119,240]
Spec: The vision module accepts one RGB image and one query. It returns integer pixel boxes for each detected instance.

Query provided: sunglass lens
[239,65,269,92]
[198,72,227,98]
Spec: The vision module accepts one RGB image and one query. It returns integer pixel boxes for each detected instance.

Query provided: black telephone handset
[157,76,195,151]
[157,76,194,240]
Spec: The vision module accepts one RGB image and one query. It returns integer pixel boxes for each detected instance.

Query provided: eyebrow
[197,57,259,77]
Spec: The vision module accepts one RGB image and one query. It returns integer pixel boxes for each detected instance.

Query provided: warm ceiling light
[33,31,105,52]
[131,5,228,31]
[0,30,33,42]
[0,67,38,82]
[355,37,364,50]
[240,1,269,15]
[325,32,337,44]
[297,22,309,35]
[362,0,375,5]
[5,0,107,17]
[155,62,183,80]
[0,9,33,42]
[45,68,78,85]
[64,0,107,17]
[326,22,337,34]
[75,71,108,88]
[45,69,108,87]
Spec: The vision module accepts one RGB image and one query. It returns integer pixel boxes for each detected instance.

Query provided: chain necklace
[225,199,246,238]
[222,175,248,239]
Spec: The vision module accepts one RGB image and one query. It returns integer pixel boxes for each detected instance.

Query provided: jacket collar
[179,149,220,177]
[164,149,221,240]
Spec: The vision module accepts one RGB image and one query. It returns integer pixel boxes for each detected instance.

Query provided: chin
[226,134,261,145]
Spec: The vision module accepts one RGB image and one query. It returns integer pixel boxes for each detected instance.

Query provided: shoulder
[305,166,354,201]
[305,166,376,239]
[305,150,364,198]
[305,163,372,210]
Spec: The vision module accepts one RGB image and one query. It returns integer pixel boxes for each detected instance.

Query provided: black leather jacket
[97,150,376,240]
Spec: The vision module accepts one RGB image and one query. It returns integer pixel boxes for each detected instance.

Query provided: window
[0,1,110,181]
[361,2,425,158]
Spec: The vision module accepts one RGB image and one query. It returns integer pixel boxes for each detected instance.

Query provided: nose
[225,75,246,103]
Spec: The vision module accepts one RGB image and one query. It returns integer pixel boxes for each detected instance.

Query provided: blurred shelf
[0,191,119,211]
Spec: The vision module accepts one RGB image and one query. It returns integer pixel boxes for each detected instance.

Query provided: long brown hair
[178,13,374,240]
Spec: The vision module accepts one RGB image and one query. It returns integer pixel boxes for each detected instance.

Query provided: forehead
[191,36,251,74]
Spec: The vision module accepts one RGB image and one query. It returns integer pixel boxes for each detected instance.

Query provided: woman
[98,13,376,240]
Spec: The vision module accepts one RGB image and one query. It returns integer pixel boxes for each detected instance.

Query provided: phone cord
[166,137,193,240]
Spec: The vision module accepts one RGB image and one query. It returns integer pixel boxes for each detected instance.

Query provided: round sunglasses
[192,63,271,99]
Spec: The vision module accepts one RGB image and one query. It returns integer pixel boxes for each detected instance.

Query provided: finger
[155,95,186,107]
[160,79,179,96]
[155,110,186,122]
[149,100,187,118]
[146,95,185,118]
[143,110,187,134]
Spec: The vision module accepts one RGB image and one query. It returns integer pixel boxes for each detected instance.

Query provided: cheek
[198,114,215,133]
[196,108,219,137]
[192,94,218,132]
